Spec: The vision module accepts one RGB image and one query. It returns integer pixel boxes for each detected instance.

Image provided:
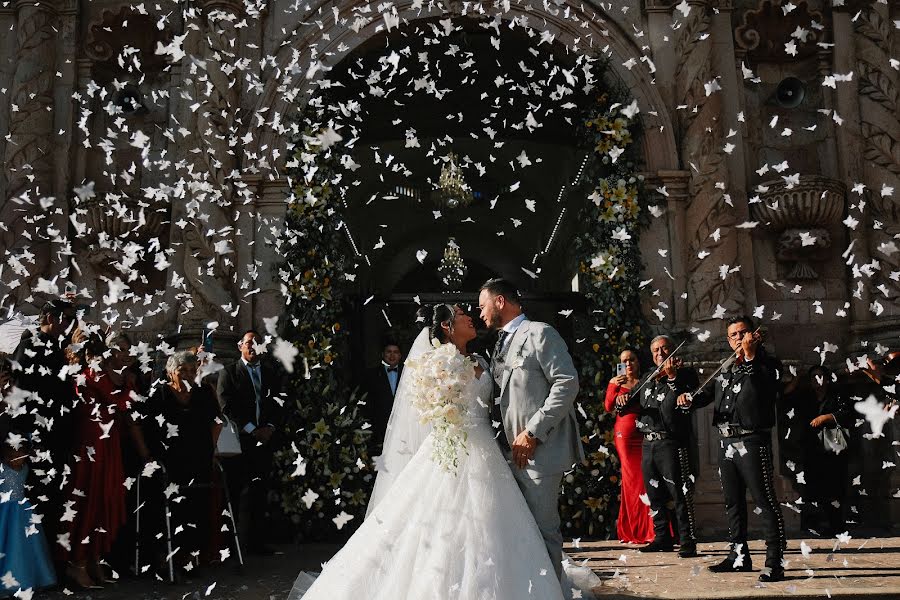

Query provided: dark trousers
[229,437,275,549]
[170,484,212,569]
[802,450,848,534]
[718,434,786,567]
[641,438,696,544]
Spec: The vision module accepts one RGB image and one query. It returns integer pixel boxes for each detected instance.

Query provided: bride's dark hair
[416,304,456,344]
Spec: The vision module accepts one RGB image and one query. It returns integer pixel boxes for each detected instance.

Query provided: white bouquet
[405,339,477,472]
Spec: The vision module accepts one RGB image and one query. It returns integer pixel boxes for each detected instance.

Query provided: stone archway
[289,13,619,378]
[243,1,682,339]
[242,0,679,175]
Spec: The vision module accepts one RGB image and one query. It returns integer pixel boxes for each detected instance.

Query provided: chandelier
[438,238,468,291]
[435,153,474,209]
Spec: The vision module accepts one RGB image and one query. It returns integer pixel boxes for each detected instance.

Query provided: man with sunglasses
[678,315,787,582]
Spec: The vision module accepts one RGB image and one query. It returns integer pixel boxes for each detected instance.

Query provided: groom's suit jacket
[491,319,584,474]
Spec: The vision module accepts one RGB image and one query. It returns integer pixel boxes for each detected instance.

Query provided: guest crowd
[0,300,291,595]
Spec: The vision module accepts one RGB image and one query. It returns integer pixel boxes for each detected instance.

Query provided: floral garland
[559,66,650,538]
[271,102,375,540]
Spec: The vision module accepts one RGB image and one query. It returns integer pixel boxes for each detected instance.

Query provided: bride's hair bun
[416,304,455,344]
[415,305,435,327]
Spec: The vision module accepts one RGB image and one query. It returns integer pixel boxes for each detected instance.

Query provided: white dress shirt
[382,360,400,396]
[499,313,528,355]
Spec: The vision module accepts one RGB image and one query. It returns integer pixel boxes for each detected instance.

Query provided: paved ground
[572,537,900,599]
[36,537,900,599]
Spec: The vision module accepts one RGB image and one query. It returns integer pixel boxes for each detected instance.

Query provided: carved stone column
[0,0,60,309]
[657,170,692,328]
[709,1,757,314]
[832,11,871,327]
[171,0,244,346]
[642,0,678,110]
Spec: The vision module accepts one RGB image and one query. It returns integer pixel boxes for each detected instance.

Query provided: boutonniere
[509,355,525,369]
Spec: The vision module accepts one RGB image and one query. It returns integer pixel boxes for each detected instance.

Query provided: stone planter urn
[750,176,845,280]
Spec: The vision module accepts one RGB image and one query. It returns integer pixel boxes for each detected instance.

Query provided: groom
[479,278,584,577]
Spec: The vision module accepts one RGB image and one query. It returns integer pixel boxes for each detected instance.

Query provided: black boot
[708,547,752,573]
[759,554,784,582]
[758,566,785,582]
[640,538,675,553]
[678,541,698,558]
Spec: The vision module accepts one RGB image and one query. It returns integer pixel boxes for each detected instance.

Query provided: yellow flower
[313,419,331,436]
[584,497,604,510]
[589,451,607,464]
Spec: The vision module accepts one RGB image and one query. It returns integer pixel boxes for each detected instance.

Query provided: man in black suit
[364,341,403,452]
[217,330,285,554]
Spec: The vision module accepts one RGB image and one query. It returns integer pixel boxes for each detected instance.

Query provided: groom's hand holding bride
[512,429,539,468]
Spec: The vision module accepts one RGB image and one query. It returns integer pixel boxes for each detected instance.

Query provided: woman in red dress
[58,329,150,588]
[604,348,655,544]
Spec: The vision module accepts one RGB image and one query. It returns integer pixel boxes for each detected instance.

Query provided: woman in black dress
[792,366,853,535]
[147,351,223,572]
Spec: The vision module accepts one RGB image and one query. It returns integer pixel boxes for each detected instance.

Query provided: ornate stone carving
[852,4,893,53]
[175,4,244,329]
[1,1,59,307]
[750,176,845,280]
[684,115,745,321]
[79,197,167,244]
[858,59,900,117]
[734,0,825,63]
[181,224,236,321]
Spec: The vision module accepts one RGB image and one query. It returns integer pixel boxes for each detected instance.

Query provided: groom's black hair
[479,278,521,305]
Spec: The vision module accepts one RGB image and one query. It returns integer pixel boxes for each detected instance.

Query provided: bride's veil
[365,326,434,517]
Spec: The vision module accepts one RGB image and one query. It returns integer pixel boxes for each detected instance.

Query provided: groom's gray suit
[491,317,583,576]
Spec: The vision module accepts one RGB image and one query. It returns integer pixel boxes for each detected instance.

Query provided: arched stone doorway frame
[242,0,680,175]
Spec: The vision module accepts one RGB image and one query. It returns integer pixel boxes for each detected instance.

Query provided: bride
[287,304,577,600]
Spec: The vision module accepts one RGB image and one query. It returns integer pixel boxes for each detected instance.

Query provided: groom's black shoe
[640,539,675,553]
[708,554,752,573]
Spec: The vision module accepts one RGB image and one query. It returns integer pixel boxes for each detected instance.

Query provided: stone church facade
[1,0,898,533]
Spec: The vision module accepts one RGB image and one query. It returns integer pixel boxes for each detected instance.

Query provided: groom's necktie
[493,330,509,363]
[491,330,510,450]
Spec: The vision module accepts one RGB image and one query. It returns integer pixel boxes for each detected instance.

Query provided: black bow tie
[387,367,398,373]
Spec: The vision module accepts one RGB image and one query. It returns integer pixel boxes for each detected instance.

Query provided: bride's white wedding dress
[287,352,572,600]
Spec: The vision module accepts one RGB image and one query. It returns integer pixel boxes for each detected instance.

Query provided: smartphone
[616,363,627,377]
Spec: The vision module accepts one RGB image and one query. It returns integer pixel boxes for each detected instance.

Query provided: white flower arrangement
[404,339,477,472]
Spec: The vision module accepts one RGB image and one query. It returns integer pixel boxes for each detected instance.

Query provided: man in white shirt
[217,330,285,555]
